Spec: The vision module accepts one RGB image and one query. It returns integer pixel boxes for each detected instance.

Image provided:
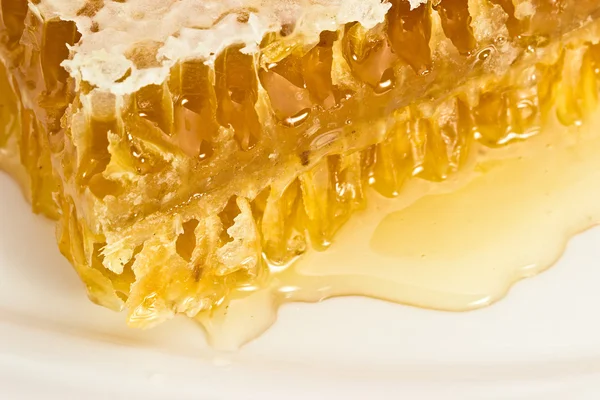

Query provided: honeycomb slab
[1,0,600,331]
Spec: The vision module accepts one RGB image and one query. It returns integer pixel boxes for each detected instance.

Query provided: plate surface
[1,173,600,399]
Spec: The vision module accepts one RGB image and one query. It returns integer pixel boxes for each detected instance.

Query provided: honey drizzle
[197,110,600,350]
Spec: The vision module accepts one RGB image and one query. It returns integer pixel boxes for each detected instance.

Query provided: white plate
[2,172,600,400]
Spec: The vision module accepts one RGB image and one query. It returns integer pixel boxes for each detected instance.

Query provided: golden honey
[1,0,600,346]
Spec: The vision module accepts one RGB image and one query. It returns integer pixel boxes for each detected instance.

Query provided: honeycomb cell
[387,0,432,75]
[215,45,262,150]
[343,22,397,92]
[433,0,477,55]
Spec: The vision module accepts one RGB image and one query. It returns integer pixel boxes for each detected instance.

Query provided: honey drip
[197,111,600,350]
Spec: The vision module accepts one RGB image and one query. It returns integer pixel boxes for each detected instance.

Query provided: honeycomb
[1,0,600,328]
